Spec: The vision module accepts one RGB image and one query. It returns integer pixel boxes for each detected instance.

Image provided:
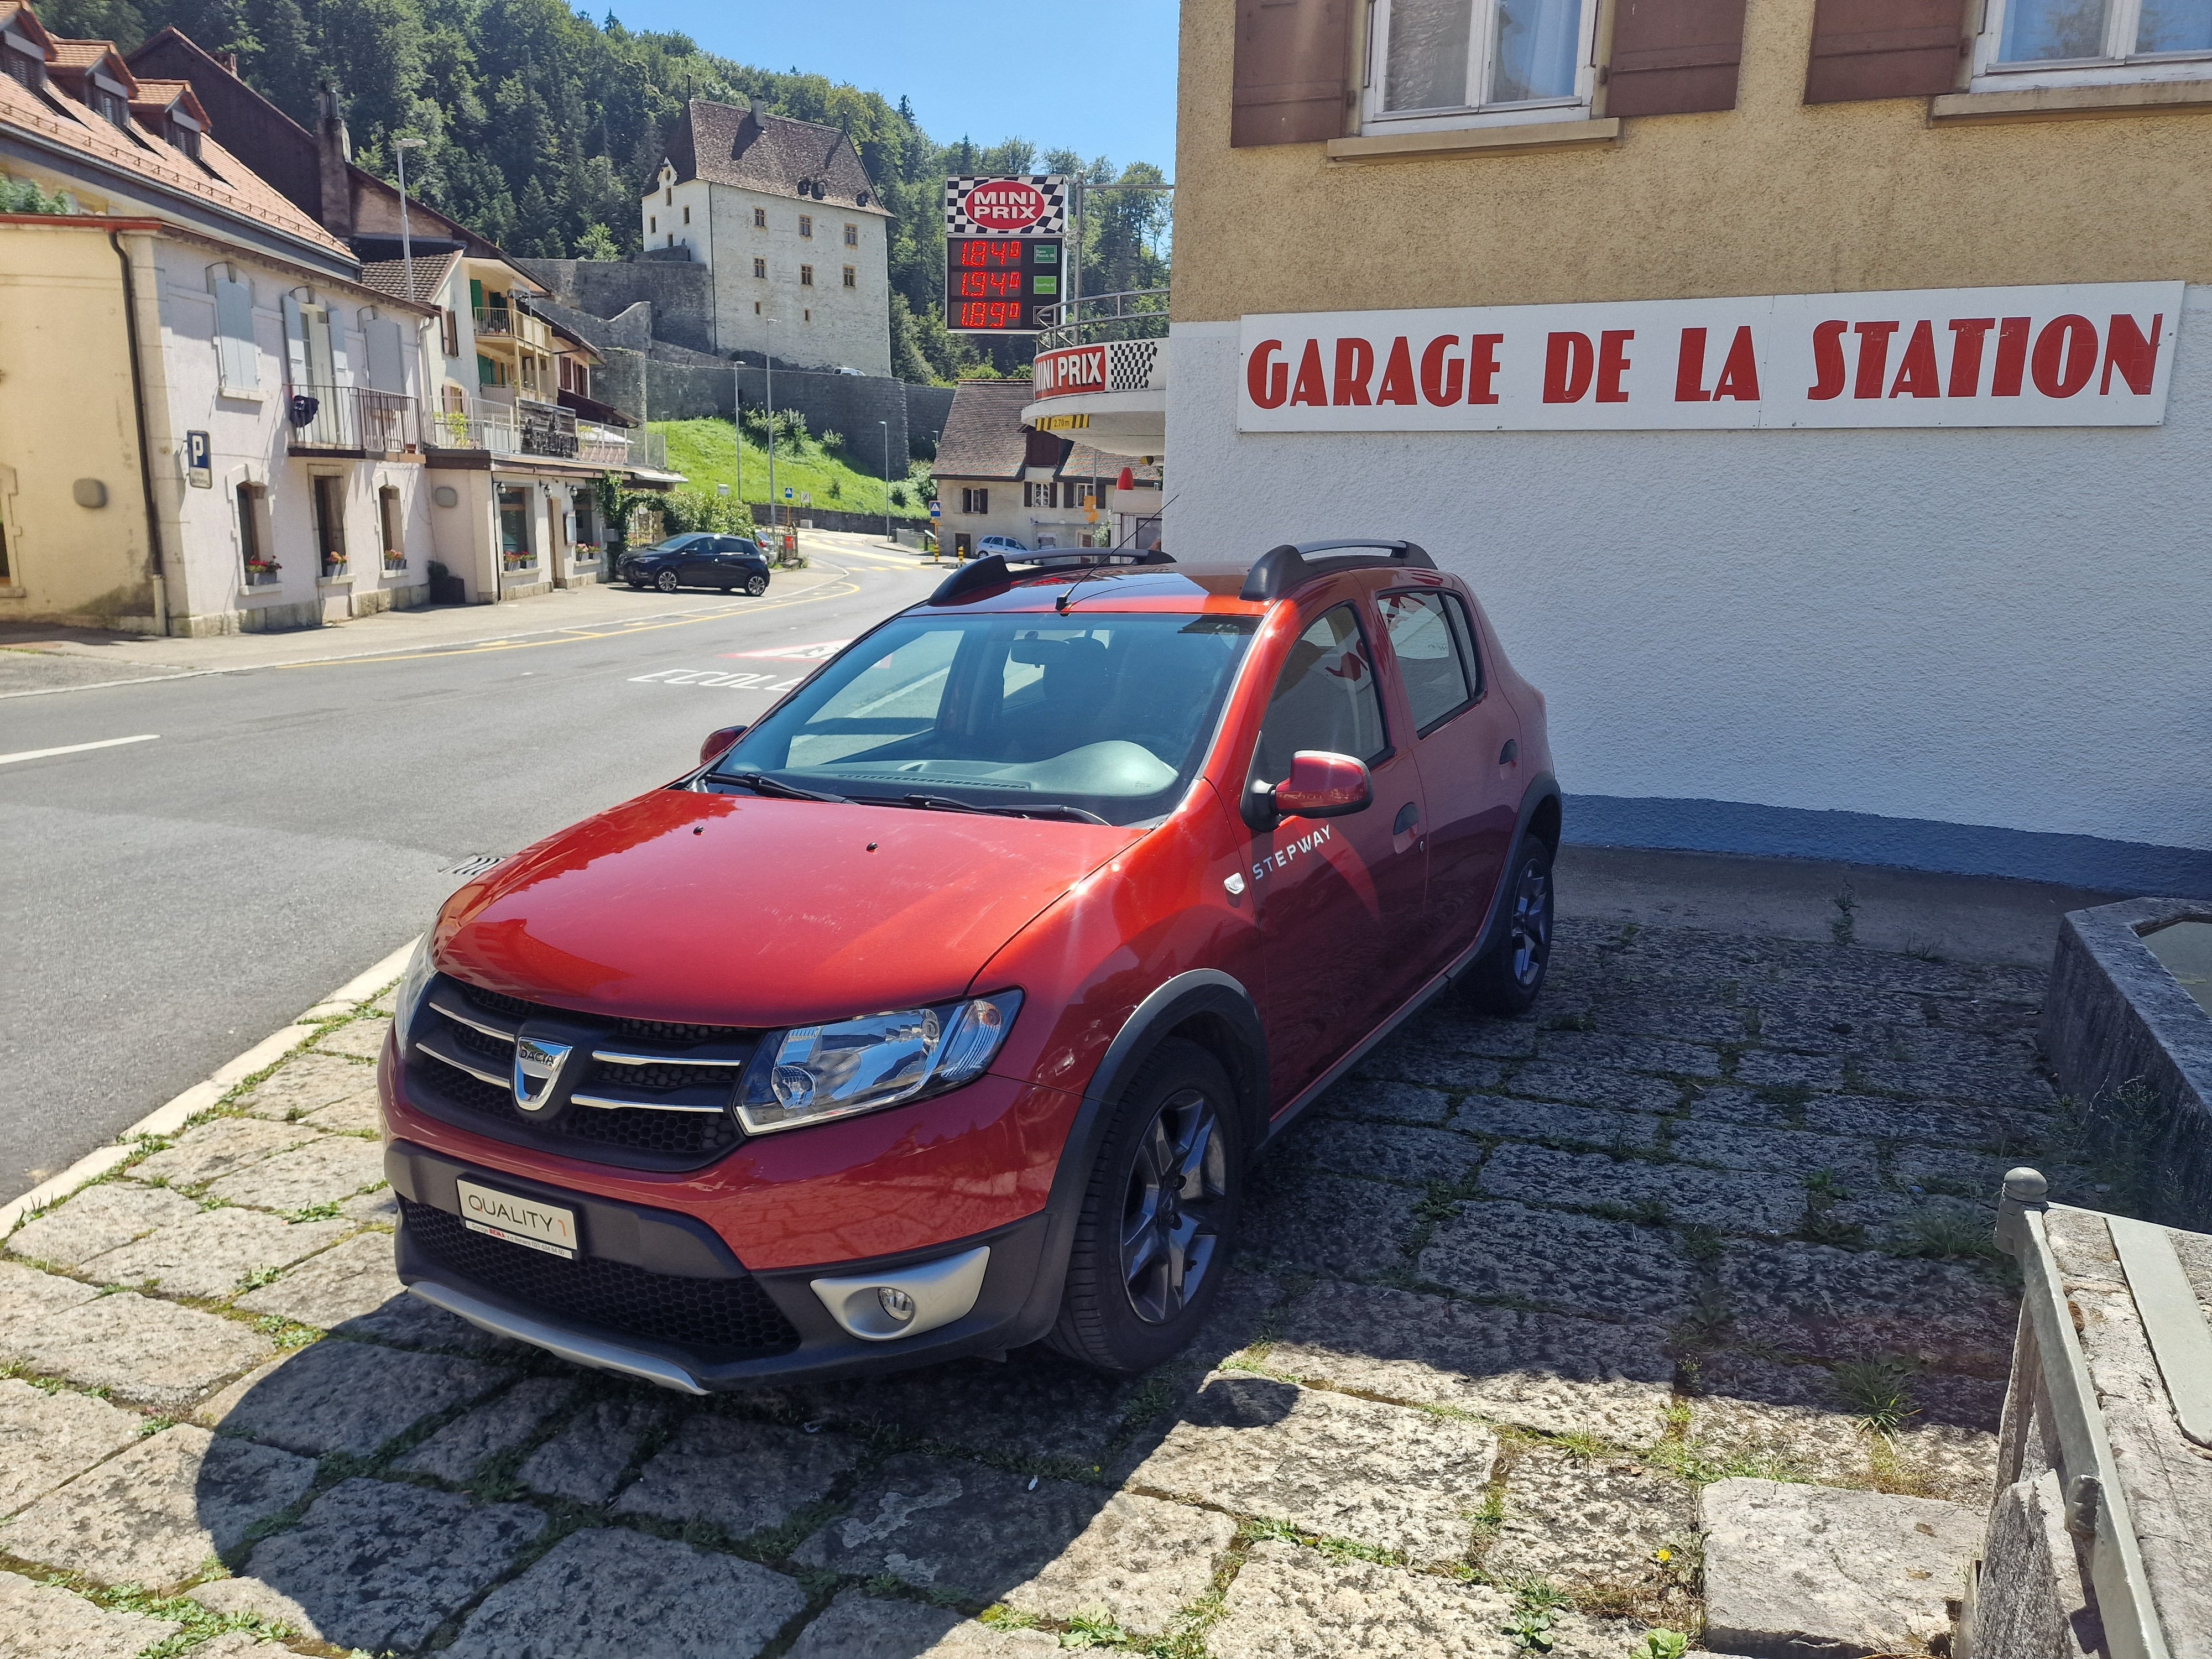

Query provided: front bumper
[387,1140,1056,1391]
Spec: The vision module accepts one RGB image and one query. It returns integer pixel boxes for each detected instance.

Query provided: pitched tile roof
[127,77,205,122]
[357,249,461,307]
[46,37,126,75]
[931,379,1040,481]
[0,30,351,262]
[667,98,888,215]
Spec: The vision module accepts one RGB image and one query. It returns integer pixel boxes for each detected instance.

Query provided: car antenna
[1057,486,1181,614]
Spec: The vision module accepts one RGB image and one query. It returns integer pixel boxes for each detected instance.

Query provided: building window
[1975,0,2212,81]
[649,215,656,233]
[311,474,348,574]
[962,487,989,514]
[844,222,859,247]
[441,309,459,357]
[665,187,673,205]
[237,484,277,586]
[1366,0,1596,127]
[803,307,811,322]
[754,300,762,314]
[754,206,766,227]
[378,486,405,571]
[800,265,814,286]
[4,43,42,92]
[799,214,813,238]
[842,265,857,288]
[682,205,690,223]
[499,486,534,567]
[169,118,202,160]
[753,257,766,278]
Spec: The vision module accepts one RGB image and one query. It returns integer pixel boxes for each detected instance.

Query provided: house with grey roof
[931,380,1163,559]
[645,97,891,377]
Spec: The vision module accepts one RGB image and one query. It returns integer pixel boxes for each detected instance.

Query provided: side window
[1253,604,1389,781]
[1378,590,1479,732]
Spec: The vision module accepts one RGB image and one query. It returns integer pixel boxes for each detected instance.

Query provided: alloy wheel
[1119,1086,1227,1324]
[1507,855,1552,988]
[656,569,681,593]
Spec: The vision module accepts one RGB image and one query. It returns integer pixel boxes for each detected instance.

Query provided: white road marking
[627,669,801,691]
[724,639,851,661]
[0,733,160,766]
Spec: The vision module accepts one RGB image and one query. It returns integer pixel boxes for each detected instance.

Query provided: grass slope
[654,418,934,520]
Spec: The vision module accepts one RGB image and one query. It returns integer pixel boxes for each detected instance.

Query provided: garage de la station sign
[1238,282,2182,432]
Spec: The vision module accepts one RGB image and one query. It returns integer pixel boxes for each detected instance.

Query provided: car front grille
[403,975,754,1169]
[400,1198,800,1359]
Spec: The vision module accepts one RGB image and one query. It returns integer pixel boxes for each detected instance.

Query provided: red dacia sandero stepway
[381,540,1559,1391]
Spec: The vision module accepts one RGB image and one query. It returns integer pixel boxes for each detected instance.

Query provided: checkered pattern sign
[945,175,1070,238]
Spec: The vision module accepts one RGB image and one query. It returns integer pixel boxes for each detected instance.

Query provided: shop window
[754,257,767,278]
[800,265,815,286]
[379,486,405,573]
[1973,0,2212,83]
[844,222,859,247]
[1365,0,1597,129]
[754,206,766,227]
[311,474,348,575]
[799,214,813,238]
[961,487,989,514]
[499,487,535,568]
[842,265,857,288]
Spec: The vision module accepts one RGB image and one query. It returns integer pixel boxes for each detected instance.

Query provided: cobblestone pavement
[0,919,2077,1657]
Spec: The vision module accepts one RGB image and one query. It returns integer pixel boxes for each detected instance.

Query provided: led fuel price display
[945,237,1060,333]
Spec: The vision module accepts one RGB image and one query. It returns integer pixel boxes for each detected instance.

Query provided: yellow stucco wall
[0,219,158,628]
[1173,0,2212,321]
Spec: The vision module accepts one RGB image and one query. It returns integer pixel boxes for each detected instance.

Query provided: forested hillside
[37,0,1168,381]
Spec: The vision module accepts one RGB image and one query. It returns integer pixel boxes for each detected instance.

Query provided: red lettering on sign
[1674,328,1710,403]
[1595,331,1634,403]
[1888,321,1941,399]
[1808,321,1848,399]
[1992,317,2031,396]
[1543,333,1593,404]
[1289,340,1328,407]
[1852,322,1900,399]
[1246,341,1287,409]
[1376,337,1417,406]
[2101,313,2162,395]
[1333,338,1375,405]
[2032,315,2096,398]
[1713,327,1760,401]
[1947,319,1995,396]
[1467,335,1504,405]
[1418,335,1465,406]
[965,181,1046,231]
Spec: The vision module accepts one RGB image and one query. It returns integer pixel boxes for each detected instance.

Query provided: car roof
[912,554,1468,619]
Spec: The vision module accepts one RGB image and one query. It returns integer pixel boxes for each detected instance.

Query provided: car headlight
[391,934,437,1054]
[736,991,1022,1135]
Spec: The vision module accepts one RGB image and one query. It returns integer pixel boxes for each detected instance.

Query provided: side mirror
[1271,751,1373,820]
[700,725,747,767]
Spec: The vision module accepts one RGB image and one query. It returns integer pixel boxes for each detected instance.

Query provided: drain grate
[442,853,508,880]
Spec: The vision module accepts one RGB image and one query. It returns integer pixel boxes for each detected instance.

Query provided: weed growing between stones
[1829,1359,1920,1432]
[1503,1574,1573,1651]
[1886,1207,2000,1264]
[1642,1627,1691,1659]
[1830,889,1858,946]
[36,1574,293,1656]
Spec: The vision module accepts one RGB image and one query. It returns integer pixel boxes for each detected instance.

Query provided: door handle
[1499,739,1519,766]
[1393,802,1420,835]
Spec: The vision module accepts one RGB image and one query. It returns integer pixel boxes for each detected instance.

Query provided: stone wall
[905,385,956,451]
[593,353,912,481]
[514,258,718,355]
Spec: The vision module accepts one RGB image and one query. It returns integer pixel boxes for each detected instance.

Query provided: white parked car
[976,535,1029,558]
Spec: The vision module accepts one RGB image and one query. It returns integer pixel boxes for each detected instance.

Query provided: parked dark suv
[620,533,771,595]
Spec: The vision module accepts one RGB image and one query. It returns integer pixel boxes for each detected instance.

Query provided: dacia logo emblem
[512,1034,573,1113]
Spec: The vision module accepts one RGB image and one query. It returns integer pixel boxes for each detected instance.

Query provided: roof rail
[927,547,1175,606]
[1239,539,1435,602]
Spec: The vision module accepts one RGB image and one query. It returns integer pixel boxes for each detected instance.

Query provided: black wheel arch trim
[1464,770,1561,974]
[1008,968,1269,1347]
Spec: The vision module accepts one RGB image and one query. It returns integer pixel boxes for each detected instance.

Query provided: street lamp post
[879,419,890,545]
[763,317,776,547]
[394,137,426,295]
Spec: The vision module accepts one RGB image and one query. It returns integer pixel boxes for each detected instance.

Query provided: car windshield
[647,534,712,552]
[709,611,1259,826]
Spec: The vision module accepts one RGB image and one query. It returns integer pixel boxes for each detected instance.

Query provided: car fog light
[878,1287,916,1323]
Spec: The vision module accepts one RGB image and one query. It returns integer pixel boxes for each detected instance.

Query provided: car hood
[434,788,1141,1026]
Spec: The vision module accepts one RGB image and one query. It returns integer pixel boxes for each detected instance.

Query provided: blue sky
[607,1,1183,173]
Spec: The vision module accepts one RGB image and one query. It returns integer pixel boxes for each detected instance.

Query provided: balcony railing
[472,305,514,336]
[286,384,419,453]
[1035,288,1169,352]
[425,400,668,473]
[576,421,631,467]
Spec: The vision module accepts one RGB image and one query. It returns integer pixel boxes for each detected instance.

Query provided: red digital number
[957,239,1024,268]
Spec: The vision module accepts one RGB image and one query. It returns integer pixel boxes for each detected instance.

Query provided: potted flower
[321,552,348,577]
[383,547,406,573]
[244,556,281,586]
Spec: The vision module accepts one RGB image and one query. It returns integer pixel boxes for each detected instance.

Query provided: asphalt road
[0,543,941,1198]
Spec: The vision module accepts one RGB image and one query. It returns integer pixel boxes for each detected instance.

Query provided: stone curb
[0,936,419,1233]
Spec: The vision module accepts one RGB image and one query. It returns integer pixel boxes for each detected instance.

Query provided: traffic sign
[783,487,793,500]
[929,503,941,518]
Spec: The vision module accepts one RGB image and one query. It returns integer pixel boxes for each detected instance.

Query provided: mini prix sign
[1238,282,2183,432]
[1033,343,1108,399]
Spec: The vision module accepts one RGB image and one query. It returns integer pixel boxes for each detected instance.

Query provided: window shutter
[1606,0,1747,117]
[1805,0,1968,103]
[1232,0,1355,148]
[281,295,310,390]
[213,276,257,390]
[365,317,405,393]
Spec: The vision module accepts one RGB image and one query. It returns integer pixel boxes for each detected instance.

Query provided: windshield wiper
[721,771,849,804]
[887,794,1110,827]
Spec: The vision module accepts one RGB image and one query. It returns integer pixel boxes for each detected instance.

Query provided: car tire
[744,574,768,597]
[655,570,680,593]
[1046,1039,1242,1374]
[1462,836,1554,1016]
